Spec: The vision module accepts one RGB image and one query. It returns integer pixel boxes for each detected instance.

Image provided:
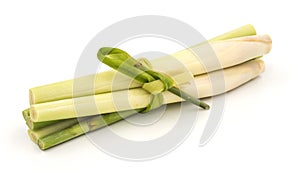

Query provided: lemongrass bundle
[22,24,272,150]
[30,59,265,150]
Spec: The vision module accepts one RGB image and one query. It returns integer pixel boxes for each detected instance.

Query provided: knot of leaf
[97,48,176,113]
[138,59,176,112]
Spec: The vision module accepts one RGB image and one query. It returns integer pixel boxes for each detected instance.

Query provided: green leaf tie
[97,47,210,113]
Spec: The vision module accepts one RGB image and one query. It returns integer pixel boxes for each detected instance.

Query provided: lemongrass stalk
[209,24,256,42]
[34,59,265,150]
[23,108,62,130]
[22,109,30,121]
[26,119,61,130]
[30,59,266,122]
[29,24,256,104]
[28,118,83,143]
[162,34,271,75]
[37,109,143,150]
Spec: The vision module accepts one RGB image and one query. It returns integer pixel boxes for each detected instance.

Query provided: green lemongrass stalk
[22,109,30,121]
[29,24,256,104]
[30,56,266,122]
[28,118,83,143]
[209,24,256,42]
[27,119,60,130]
[23,109,61,130]
[32,59,265,150]
[37,109,143,150]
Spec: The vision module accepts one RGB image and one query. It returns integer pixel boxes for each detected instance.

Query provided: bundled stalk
[30,59,265,150]
[29,34,271,122]
[22,24,272,150]
[29,24,257,105]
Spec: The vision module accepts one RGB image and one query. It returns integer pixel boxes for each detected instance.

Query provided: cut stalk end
[29,89,34,105]
[29,107,37,122]
[38,141,46,150]
[27,119,34,130]
[28,129,38,144]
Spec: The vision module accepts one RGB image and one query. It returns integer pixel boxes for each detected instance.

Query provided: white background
[1,0,299,173]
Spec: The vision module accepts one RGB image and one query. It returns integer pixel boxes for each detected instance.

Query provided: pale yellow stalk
[30,34,271,105]
[30,59,265,122]
[29,24,258,104]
